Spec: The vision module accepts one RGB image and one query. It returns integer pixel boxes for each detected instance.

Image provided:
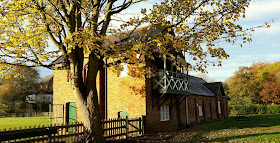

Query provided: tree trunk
[70,49,105,142]
[75,88,105,143]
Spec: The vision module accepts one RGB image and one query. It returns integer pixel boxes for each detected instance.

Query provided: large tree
[0,0,266,142]
[260,62,280,103]
[226,62,268,104]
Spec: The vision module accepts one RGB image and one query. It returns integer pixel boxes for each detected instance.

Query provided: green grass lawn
[170,114,280,143]
[0,116,49,130]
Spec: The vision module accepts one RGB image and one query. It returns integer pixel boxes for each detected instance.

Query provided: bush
[229,104,280,115]
[0,103,8,117]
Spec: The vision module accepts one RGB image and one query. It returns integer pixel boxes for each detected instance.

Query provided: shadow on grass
[203,131,280,142]
[106,115,280,143]
[198,115,280,131]
[173,114,280,143]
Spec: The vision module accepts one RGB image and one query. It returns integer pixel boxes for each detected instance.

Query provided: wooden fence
[103,116,143,139]
[0,123,84,142]
[0,116,144,142]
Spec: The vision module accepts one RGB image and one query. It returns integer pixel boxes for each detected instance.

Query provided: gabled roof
[188,76,215,96]
[203,82,221,96]
[40,74,53,84]
[49,25,179,67]
[49,55,68,67]
[102,25,171,48]
[204,82,230,99]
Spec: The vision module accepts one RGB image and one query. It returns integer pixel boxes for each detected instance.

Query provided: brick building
[50,26,230,133]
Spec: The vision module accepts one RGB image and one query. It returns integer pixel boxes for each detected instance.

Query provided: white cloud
[245,0,280,21]
[254,21,280,35]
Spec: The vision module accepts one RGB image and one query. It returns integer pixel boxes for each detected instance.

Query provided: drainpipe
[164,59,167,90]
[105,58,108,119]
[186,97,189,124]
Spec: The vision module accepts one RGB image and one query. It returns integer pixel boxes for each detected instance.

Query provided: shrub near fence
[229,104,280,115]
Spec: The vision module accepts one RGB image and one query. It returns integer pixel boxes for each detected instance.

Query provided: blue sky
[192,0,280,81]
[38,0,280,82]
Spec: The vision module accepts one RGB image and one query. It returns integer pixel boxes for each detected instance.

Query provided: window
[119,63,128,77]
[198,105,203,116]
[160,105,170,121]
[218,101,221,114]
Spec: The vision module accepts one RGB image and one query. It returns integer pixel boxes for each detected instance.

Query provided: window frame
[218,101,221,114]
[119,63,128,77]
[160,105,170,121]
[198,104,203,117]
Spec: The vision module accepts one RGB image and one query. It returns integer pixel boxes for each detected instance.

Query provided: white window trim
[198,105,203,117]
[136,54,141,59]
[160,105,170,121]
[218,101,221,114]
[119,63,128,77]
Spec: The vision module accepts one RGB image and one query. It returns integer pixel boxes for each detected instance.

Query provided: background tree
[0,0,267,142]
[226,61,280,105]
[0,67,40,114]
[260,62,280,103]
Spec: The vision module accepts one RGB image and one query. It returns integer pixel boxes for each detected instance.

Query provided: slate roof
[204,82,230,99]
[188,76,215,96]
[187,76,229,100]
[203,82,221,96]
[49,55,67,67]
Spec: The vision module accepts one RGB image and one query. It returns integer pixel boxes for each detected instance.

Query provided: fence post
[125,116,128,138]
[142,115,145,135]
[139,117,142,135]
[47,127,52,142]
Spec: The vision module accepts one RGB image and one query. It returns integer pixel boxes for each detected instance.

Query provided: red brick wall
[145,94,181,132]
[179,99,187,127]
[210,98,218,120]
[187,96,197,124]
[145,72,186,133]
[186,95,225,125]
[217,91,223,119]
[203,97,212,121]
[224,99,229,118]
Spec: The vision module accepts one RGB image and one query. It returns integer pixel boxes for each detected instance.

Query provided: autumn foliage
[226,62,280,104]
[0,0,270,142]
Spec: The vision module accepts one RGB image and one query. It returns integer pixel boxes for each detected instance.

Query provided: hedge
[229,104,280,115]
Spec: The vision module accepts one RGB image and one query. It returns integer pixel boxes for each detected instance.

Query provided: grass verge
[170,114,280,143]
[0,116,49,130]
[108,114,280,143]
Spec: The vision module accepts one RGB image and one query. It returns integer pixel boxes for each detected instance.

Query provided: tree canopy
[226,61,280,105]
[0,0,268,142]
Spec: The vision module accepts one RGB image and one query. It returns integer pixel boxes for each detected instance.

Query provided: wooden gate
[49,104,65,125]
[103,116,144,139]
[66,102,77,124]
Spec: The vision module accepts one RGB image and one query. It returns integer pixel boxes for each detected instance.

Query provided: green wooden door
[68,102,76,124]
